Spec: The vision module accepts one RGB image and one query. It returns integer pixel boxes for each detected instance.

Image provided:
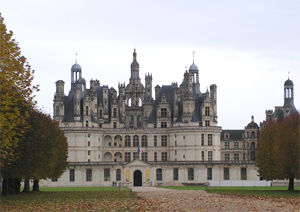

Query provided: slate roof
[221,130,245,141]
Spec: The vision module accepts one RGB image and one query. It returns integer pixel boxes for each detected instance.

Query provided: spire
[133,48,137,61]
[251,115,254,122]
[75,53,78,64]
[193,51,195,64]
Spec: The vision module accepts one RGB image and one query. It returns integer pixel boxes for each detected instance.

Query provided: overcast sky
[1,0,299,129]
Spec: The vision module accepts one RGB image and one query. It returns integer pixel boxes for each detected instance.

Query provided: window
[225,154,230,161]
[175,150,177,155]
[234,142,239,149]
[52,178,57,182]
[156,169,162,181]
[142,152,148,162]
[70,169,75,182]
[154,135,157,147]
[154,123,157,128]
[86,121,88,127]
[88,141,90,146]
[116,169,121,181]
[161,135,167,147]
[224,168,229,180]
[201,151,204,161]
[173,168,178,181]
[104,169,110,181]
[86,169,92,182]
[161,122,167,128]
[162,152,167,161]
[205,120,210,126]
[234,153,239,161]
[205,107,210,116]
[208,134,212,146]
[133,135,139,147]
[88,150,90,155]
[154,152,157,161]
[133,152,139,160]
[113,122,116,129]
[55,106,59,116]
[161,108,167,117]
[188,168,194,181]
[88,134,90,138]
[129,115,134,128]
[125,152,131,162]
[208,151,213,161]
[241,168,247,180]
[141,135,148,147]
[175,141,177,146]
[207,168,212,180]
[86,106,89,116]
[201,134,204,145]
[243,142,246,149]
[225,142,229,149]
[113,108,117,117]
[100,110,102,118]
[137,115,142,128]
[125,135,131,147]
[243,153,246,161]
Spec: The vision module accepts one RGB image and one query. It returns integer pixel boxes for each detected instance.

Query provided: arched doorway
[134,170,142,186]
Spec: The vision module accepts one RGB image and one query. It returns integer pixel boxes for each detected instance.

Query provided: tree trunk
[8,178,15,195]
[2,178,9,195]
[14,178,20,194]
[22,179,30,193]
[288,177,294,191]
[33,179,39,191]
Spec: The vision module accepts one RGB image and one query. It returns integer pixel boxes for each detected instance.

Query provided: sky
[1,0,299,129]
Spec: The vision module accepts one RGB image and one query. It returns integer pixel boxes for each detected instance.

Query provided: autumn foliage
[0,13,39,166]
[257,113,300,190]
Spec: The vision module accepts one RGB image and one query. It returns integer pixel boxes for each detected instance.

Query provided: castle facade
[41,50,261,187]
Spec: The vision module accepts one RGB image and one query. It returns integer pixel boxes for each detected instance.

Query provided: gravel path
[131,187,300,211]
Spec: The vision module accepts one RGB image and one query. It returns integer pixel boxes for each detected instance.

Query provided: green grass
[39,186,130,192]
[159,186,300,197]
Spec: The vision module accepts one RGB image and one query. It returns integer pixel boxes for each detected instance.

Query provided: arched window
[129,115,134,128]
[138,98,142,106]
[133,135,139,147]
[128,98,132,107]
[156,169,162,181]
[251,131,255,138]
[251,142,255,149]
[241,168,247,180]
[125,135,131,147]
[141,135,147,147]
[250,151,256,161]
[137,115,142,128]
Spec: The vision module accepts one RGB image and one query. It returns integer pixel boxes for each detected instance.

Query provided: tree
[1,108,68,194]
[0,13,39,167]
[257,113,299,190]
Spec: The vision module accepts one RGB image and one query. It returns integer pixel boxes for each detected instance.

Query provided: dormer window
[161,108,167,117]
[205,107,210,116]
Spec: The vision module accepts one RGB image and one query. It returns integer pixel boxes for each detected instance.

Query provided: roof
[221,130,245,141]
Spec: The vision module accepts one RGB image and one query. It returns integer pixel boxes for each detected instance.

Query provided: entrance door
[134,170,142,186]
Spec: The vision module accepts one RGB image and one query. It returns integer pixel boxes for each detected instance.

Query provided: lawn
[159,186,300,197]
[0,187,158,212]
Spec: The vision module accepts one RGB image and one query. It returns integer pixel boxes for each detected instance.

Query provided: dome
[246,116,259,129]
[247,121,259,129]
[284,79,293,86]
[71,63,82,72]
[189,63,198,71]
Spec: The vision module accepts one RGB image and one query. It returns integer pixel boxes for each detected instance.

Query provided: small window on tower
[205,107,210,116]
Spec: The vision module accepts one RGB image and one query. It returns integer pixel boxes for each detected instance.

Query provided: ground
[132,187,300,211]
